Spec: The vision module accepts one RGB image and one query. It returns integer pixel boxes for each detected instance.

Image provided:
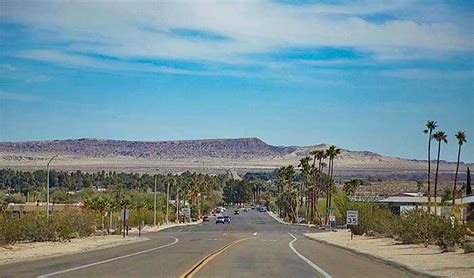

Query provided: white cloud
[1,0,472,67]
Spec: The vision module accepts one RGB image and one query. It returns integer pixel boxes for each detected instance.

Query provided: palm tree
[452,131,467,205]
[325,145,341,224]
[423,121,437,211]
[298,156,311,222]
[433,131,447,213]
[312,150,327,223]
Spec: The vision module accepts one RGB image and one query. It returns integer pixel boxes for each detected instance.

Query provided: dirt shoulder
[305,230,472,278]
[0,235,148,265]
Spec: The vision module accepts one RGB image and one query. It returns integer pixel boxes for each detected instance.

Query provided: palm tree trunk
[453,144,462,205]
[325,158,332,225]
[427,131,432,212]
[434,141,441,214]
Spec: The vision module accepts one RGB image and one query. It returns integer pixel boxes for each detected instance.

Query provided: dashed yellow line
[179,237,253,278]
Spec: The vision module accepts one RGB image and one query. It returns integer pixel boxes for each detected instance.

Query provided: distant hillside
[0,138,471,179]
[0,137,295,159]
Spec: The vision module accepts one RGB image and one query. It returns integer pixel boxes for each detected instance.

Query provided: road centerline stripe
[288,233,332,278]
[37,236,179,278]
[179,237,253,278]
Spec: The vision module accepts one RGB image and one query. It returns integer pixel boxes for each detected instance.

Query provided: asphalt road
[0,210,418,278]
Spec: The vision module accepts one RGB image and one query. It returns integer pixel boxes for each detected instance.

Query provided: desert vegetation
[0,170,230,245]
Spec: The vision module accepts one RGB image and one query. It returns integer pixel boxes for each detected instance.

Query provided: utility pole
[166,179,170,224]
[46,155,58,219]
[153,175,157,227]
[176,183,180,223]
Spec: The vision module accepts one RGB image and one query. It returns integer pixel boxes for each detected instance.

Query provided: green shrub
[463,241,474,253]
[0,209,95,244]
[380,209,467,251]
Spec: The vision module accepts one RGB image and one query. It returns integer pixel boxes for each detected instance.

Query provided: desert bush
[369,209,402,237]
[0,209,95,244]
[382,209,467,251]
[463,241,474,253]
[333,191,374,235]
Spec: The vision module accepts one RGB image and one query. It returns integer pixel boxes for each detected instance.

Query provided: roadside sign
[346,210,358,225]
[120,209,129,221]
[182,207,191,218]
[329,215,336,223]
[326,207,335,212]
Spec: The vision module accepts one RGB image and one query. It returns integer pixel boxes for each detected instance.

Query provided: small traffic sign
[346,210,358,225]
[120,209,129,221]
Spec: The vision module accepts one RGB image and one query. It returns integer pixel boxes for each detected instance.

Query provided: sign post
[346,210,358,240]
[120,208,129,238]
[326,207,336,230]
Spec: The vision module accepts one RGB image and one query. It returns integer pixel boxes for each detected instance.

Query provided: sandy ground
[0,235,148,265]
[305,230,473,278]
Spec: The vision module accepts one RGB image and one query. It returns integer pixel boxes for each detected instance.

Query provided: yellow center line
[179,237,254,278]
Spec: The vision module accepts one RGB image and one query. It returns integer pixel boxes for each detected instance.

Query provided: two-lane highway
[0,210,417,277]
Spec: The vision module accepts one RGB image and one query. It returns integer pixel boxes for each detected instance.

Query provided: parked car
[223,216,231,223]
[234,209,240,215]
[203,216,210,222]
[216,216,225,224]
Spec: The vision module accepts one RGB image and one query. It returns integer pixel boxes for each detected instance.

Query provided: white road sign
[120,209,129,221]
[346,210,358,225]
[182,207,191,218]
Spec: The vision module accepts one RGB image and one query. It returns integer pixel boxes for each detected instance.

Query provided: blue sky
[0,0,473,162]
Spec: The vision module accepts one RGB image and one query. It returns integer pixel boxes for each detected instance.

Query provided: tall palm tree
[298,156,311,221]
[313,150,327,222]
[453,131,467,205]
[325,145,341,224]
[433,131,447,213]
[423,120,437,211]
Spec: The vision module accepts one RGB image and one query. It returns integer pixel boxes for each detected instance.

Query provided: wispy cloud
[25,74,50,83]
[382,69,474,79]
[0,90,41,102]
[0,64,16,72]
[2,0,472,65]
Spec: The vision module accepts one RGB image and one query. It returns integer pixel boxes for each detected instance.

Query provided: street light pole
[46,155,58,219]
[153,175,157,227]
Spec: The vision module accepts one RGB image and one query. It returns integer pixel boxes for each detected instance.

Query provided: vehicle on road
[216,216,225,224]
[203,216,210,222]
[223,216,231,223]
[234,209,240,215]
[243,208,249,212]
[257,207,267,212]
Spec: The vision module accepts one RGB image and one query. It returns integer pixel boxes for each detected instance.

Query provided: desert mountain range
[0,138,471,180]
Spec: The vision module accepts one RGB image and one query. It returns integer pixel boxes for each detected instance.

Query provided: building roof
[453,195,474,205]
[376,196,442,204]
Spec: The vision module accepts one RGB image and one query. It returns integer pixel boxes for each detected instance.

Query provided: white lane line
[288,233,332,278]
[37,236,179,278]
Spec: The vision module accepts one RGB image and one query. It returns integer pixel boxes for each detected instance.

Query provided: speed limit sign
[346,210,358,225]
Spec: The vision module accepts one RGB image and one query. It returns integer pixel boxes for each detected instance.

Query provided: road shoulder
[304,230,472,278]
[0,235,149,266]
